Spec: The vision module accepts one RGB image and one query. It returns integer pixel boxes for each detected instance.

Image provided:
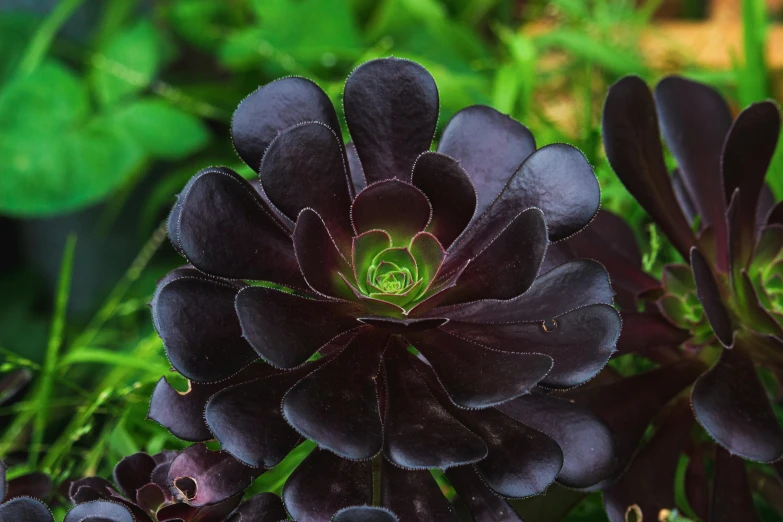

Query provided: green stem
[29,234,77,468]
[15,0,85,77]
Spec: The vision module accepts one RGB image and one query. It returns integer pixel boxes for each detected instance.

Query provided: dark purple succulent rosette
[68,444,283,522]
[562,74,783,521]
[150,57,622,518]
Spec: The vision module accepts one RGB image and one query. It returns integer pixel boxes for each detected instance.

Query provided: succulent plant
[149,57,623,519]
[547,74,783,522]
[68,444,287,522]
[603,74,783,462]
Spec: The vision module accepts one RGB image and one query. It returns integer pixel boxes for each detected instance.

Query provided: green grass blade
[15,0,84,77]
[739,0,769,105]
[29,233,77,468]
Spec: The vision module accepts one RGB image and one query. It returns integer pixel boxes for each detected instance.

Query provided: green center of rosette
[352,229,445,311]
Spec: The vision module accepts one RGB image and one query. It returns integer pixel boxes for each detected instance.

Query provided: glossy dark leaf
[459,407,562,498]
[710,447,760,522]
[673,169,702,231]
[148,364,275,442]
[383,347,487,469]
[443,208,548,304]
[441,304,621,389]
[435,260,613,323]
[691,340,783,463]
[414,361,562,498]
[437,105,535,219]
[68,477,116,504]
[602,76,695,259]
[344,58,438,184]
[167,444,259,507]
[690,247,734,347]
[152,273,256,382]
[346,141,366,194]
[113,453,156,500]
[135,483,166,514]
[283,328,385,459]
[231,77,341,171]
[722,101,781,265]
[351,179,432,244]
[225,492,288,522]
[175,168,304,286]
[283,449,372,522]
[654,76,732,239]
[261,122,353,248]
[568,360,704,489]
[380,459,458,521]
[498,394,618,489]
[293,209,353,299]
[205,367,313,468]
[411,152,476,248]
[235,286,361,368]
[603,400,693,522]
[0,498,51,522]
[186,494,244,522]
[467,144,599,242]
[407,328,553,409]
[446,466,524,522]
[333,506,399,522]
[64,500,132,522]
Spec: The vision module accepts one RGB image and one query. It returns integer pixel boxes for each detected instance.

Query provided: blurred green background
[0,0,782,520]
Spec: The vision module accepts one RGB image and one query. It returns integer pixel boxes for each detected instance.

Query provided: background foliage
[0,0,781,520]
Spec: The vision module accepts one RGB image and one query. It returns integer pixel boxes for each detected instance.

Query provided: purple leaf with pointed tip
[654,76,732,240]
[691,339,783,463]
[690,247,734,347]
[602,76,695,259]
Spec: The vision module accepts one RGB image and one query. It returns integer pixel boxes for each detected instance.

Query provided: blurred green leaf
[222,0,362,71]
[111,98,211,160]
[0,12,40,83]
[0,60,146,216]
[534,29,647,77]
[91,20,164,106]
